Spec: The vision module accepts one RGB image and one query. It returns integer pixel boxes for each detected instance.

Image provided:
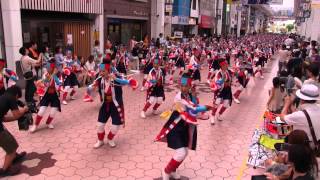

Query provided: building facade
[199,0,216,36]
[1,0,104,70]
[104,0,151,45]
[295,0,320,41]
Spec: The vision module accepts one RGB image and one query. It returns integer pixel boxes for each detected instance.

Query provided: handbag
[302,109,320,157]
[20,59,34,80]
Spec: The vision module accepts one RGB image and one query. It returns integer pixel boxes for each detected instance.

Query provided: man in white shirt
[277,44,290,74]
[280,84,320,144]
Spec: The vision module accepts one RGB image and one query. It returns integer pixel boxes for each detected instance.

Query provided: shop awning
[199,15,214,29]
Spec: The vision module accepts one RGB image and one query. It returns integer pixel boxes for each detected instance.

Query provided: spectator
[265,144,318,179]
[129,36,136,52]
[54,46,64,73]
[287,50,303,79]
[295,63,320,90]
[0,86,28,177]
[280,84,320,144]
[264,130,313,177]
[92,40,101,57]
[155,38,160,49]
[83,55,96,85]
[267,77,286,113]
[28,42,40,79]
[277,44,290,74]
[19,47,42,103]
[41,46,50,74]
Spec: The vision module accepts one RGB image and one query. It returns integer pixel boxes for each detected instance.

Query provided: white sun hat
[296,84,320,101]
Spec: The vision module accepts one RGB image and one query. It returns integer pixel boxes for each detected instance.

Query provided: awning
[199,15,213,29]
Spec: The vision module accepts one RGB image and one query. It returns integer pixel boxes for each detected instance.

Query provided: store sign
[172,16,189,25]
[189,18,197,25]
[174,31,183,38]
[133,11,148,16]
[199,15,213,28]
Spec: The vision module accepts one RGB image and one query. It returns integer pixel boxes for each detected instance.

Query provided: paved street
[1,60,276,180]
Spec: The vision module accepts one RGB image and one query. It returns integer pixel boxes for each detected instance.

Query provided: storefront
[21,10,94,58]
[1,0,103,70]
[104,0,151,45]
[199,15,214,36]
[172,0,194,37]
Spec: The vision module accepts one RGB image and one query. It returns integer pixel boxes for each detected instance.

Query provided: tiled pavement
[1,60,277,180]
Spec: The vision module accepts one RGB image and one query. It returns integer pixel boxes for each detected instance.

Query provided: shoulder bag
[20,58,34,80]
[302,109,320,157]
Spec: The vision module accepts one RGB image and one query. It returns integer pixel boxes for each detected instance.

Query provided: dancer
[209,59,233,125]
[62,52,80,105]
[85,62,138,148]
[140,57,165,118]
[233,57,249,104]
[155,73,211,180]
[253,52,264,79]
[140,50,155,91]
[0,59,18,96]
[30,59,62,132]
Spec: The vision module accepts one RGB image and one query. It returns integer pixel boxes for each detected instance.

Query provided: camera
[16,100,38,131]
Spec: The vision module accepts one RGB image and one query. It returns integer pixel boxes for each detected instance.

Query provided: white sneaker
[171,171,181,179]
[260,76,264,79]
[162,169,170,180]
[30,125,37,133]
[210,115,215,125]
[108,140,116,148]
[140,87,145,91]
[234,98,240,104]
[47,124,54,129]
[140,111,146,118]
[62,100,68,105]
[93,140,104,148]
[207,79,211,84]
[71,96,76,100]
[217,114,222,121]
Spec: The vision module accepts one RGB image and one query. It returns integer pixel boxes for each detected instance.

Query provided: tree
[286,24,294,32]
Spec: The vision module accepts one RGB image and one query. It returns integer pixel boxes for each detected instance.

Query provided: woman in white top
[19,47,42,103]
[83,55,96,85]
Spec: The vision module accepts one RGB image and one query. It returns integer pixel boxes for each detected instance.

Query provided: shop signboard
[199,15,213,28]
[172,16,189,25]
[174,31,183,38]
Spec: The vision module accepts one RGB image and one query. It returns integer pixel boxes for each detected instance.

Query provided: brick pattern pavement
[1,60,277,180]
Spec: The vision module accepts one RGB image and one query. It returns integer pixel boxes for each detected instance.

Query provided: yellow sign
[227,0,232,4]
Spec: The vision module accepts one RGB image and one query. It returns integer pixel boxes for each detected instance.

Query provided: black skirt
[98,101,123,125]
[192,69,201,81]
[64,72,79,87]
[175,58,185,68]
[149,85,165,97]
[217,86,232,100]
[143,63,153,74]
[39,92,61,112]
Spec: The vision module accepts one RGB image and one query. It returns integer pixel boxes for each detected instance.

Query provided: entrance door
[108,24,121,45]
[64,22,92,58]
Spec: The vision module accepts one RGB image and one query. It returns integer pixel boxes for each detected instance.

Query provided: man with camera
[0,86,28,177]
[19,46,42,103]
[280,84,320,154]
